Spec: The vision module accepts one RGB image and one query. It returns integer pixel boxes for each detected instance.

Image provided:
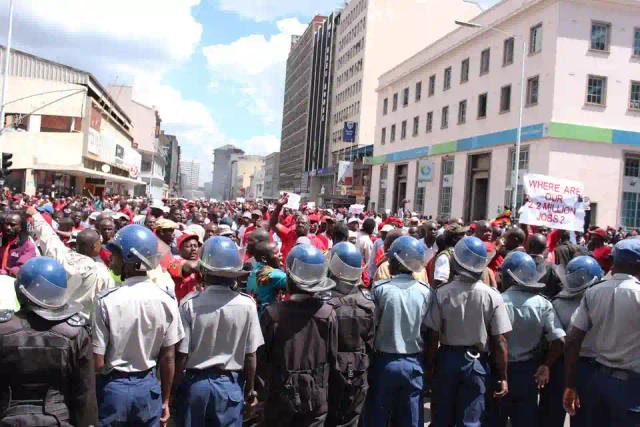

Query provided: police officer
[564,239,640,426]
[497,252,566,427]
[174,236,264,426]
[539,256,603,427]
[259,244,339,427]
[428,236,512,427]
[363,236,436,427]
[93,224,184,426]
[0,257,98,426]
[324,242,375,427]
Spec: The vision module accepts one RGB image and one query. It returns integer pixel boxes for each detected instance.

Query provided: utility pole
[0,0,15,131]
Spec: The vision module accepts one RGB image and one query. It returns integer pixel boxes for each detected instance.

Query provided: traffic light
[1,152,13,178]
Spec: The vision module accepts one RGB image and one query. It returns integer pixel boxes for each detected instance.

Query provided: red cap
[177,234,200,250]
[591,228,607,239]
[309,214,320,222]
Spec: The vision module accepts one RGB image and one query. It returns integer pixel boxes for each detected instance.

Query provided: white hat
[88,211,100,221]
[381,224,394,232]
[112,212,129,221]
[348,217,360,224]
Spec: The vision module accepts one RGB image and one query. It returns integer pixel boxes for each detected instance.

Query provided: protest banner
[280,191,301,210]
[518,174,585,231]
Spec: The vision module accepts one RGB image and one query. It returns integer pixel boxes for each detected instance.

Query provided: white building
[247,168,265,200]
[180,160,200,191]
[230,155,265,199]
[0,47,142,196]
[369,0,640,228]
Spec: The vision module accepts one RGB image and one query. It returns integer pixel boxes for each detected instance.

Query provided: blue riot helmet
[16,257,80,321]
[501,251,544,288]
[105,224,160,271]
[452,236,488,275]
[388,236,426,273]
[287,244,335,293]
[199,236,248,278]
[557,256,603,296]
[329,242,363,282]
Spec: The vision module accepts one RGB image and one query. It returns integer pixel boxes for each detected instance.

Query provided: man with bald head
[26,207,116,318]
[527,233,563,298]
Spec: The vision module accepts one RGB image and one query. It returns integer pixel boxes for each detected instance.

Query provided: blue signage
[343,121,357,143]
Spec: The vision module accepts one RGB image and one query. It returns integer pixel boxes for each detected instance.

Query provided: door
[393,164,409,213]
[471,175,489,220]
[465,153,491,221]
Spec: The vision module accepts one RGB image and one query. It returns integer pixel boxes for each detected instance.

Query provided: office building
[263,152,281,200]
[230,155,265,199]
[160,132,181,197]
[180,160,200,197]
[211,144,244,200]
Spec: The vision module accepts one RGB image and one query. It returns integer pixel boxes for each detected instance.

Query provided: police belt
[594,362,640,382]
[104,368,153,380]
[440,345,486,356]
[186,366,241,377]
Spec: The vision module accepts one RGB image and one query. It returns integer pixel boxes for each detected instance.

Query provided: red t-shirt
[592,245,612,273]
[100,247,112,267]
[166,256,199,303]
[277,225,325,266]
[119,207,134,224]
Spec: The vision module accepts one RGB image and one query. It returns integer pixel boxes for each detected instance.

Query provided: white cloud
[218,0,342,22]
[202,18,306,126]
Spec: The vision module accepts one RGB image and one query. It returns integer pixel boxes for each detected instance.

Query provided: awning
[35,164,144,185]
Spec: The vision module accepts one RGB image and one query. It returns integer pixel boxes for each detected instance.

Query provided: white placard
[307,202,316,209]
[518,174,585,231]
[280,192,301,210]
[349,204,365,215]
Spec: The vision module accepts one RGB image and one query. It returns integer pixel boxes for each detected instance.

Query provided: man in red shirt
[588,227,612,273]
[118,199,134,224]
[165,233,201,302]
[269,193,324,263]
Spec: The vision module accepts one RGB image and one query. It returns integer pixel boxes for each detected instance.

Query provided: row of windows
[338,16,366,53]
[336,79,362,106]
[339,0,367,39]
[337,38,364,68]
[336,59,363,87]
[380,77,540,144]
[589,21,640,55]
[586,76,640,109]
[333,101,361,125]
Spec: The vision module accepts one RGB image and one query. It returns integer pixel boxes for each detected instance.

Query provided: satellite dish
[101,164,111,173]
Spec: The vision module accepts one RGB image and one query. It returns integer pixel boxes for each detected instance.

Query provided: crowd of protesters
[0,189,638,427]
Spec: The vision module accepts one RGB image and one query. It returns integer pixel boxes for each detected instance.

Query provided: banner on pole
[417,160,434,182]
[518,174,585,231]
[337,161,353,186]
[343,121,357,143]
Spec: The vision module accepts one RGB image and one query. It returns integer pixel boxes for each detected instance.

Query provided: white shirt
[433,253,451,282]
[356,231,374,267]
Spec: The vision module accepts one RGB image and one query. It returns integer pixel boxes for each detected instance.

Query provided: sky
[0,0,498,185]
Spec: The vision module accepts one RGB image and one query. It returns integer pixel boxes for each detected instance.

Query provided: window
[426,111,433,133]
[625,157,640,177]
[461,58,469,83]
[503,37,515,66]
[415,81,422,102]
[623,192,640,228]
[392,93,398,111]
[443,67,452,91]
[390,124,396,142]
[428,75,436,96]
[441,106,449,129]
[530,24,543,54]
[635,28,640,56]
[527,76,540,106]
[478,93,488,118]
[480,48,491,75]
[379,165,388,210]
[40,115,73,133]
[506,147,530,210]
[403,87,410,107]
[590,21,611,52]
[401,120,407,140]
[381,127,386,145]
[630,81,640,110]
[413,116,420,136]
[458,100,467,124]
[439,158,454,219]
[500,85,512,112]
[586,75,607,105]
[383,98,388,115]
[415,186,425,213]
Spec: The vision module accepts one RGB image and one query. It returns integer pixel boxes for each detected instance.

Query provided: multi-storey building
[160,132,181,197]
[263,152,281,200]
[211,144,244,200]
[369,0,640,227]
[278,15,327,193]
[179,160,200,196]
[230,155,264,199]
[0,47,142,196]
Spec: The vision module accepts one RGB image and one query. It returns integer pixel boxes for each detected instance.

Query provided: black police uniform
[0,310,97,426]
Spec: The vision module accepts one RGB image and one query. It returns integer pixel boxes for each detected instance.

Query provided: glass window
[478,93,488,118]
[527,76,539,106]
[630,81,640,110]
[443,67,452,91]
[500,85,512,112]
[439,187,453,220]
[441,106,449,129]
[625,157,640,177]
[390,124,396,142]
[415,186,425,213]
[530,24,543,54]
[413,116,420,136]
[458,100,467,124]
[381,127,386,145]
[510,147,530,173]
[426,111,433,133]
[392,93,398,111]
[403,87,410,107]
[586,75,607,105]
[383,98,388,115]
[503,37,515,66]
[415,81,422,102]
[439,158,454,220]
[428,75,436,96]
[622,192,640,229]
[480,48,491,74]
[401,120,407,139]
[635,28,640,56]
[378,188,386,211]
[461,58,470,83]
[590,22,611,51]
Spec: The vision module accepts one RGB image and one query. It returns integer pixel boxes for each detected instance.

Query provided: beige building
[230,155,265,199]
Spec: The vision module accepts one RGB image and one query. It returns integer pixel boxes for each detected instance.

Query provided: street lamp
[456,20,527,215]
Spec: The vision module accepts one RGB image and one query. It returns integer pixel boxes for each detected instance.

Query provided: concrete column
[24,168,36,195]
[405,160,418,213]
[451,153,467,220]
[385,163,396,212]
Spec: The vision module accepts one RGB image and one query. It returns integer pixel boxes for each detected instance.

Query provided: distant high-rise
[180,160,200,192]
[212,145,245,200]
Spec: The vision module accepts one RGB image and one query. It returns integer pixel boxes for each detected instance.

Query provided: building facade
[212,144,244,200]
[369,0,640,228]
[180,160,200,192]
[263,152,280,200]
[247,168,265,200]
[278,16,327,193]
[0,47,142,196]
[230,155,265,199]
[160,132,181,197]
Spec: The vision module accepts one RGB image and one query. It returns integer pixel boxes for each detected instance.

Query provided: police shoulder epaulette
[0,309,13,323]
[238,291,256,303]
[96,286,121,300]
[417,280,429,288]
[179,290,201,307]
[538,293,552,303]
[66,313,88,327]
[359,287,374,301]
[372,279,391,288]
